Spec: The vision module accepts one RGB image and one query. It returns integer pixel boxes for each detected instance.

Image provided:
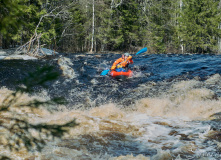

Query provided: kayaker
[111,53,133,71]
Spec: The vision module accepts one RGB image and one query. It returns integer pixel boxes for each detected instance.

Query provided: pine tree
[145,0,178,53]
[177,0,221,53]
[59,1,87,52]
[107,0,142,51]
[0,0,25,48]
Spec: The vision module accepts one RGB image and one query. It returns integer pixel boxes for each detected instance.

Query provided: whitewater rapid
[1,53,221,159]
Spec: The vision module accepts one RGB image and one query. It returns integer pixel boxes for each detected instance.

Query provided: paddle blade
[136,47,147,55]
[100,69,110,76]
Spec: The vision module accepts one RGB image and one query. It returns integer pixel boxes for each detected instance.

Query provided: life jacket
[112,57,133,68]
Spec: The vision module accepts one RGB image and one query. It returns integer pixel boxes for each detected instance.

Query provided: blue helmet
[124,53,130,56]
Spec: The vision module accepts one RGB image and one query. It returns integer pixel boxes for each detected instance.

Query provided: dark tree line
[1,0,221,54]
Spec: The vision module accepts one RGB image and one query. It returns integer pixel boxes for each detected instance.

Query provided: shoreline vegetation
[1,1,221,55]
[0,48,220,61]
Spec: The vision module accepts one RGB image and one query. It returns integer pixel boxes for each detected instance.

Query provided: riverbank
[0,48,59,60]
[0,48,36,60]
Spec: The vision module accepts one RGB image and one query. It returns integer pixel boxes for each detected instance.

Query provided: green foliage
[0,0,25,35]
[108,0,141,50]
[58,2,87,52]
[92,0,113,51]
[0,0,27,48]
[0,66,78,159]
[1,0,221,53]
[146,0,177,53]
[20,0,50,43]
[177,0,221,53]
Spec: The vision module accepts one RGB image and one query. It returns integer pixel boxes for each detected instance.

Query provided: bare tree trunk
[218,1,221,54]
[90,0,95,53]
[16,2,77,57]
[218,27,221,54]
[179,0,184,54]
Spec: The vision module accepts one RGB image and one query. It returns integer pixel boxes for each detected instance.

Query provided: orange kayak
[110,69,133,78]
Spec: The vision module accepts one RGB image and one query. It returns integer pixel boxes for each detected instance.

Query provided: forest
[1,0,221,54]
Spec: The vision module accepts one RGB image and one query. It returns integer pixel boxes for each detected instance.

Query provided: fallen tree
[16,1,77,57]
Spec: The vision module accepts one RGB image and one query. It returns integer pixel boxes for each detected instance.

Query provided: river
[1,53,221,159]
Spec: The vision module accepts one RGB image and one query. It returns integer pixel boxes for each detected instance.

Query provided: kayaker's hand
[117,64,122,68]
[111,66,116,70]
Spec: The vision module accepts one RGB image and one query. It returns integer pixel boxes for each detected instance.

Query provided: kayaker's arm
[111,58,122,70]
[111,65,116,70]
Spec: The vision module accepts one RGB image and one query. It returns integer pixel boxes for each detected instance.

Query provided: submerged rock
[57,57,76,79]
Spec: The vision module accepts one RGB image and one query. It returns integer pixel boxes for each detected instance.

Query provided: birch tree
[90,0,95,52]
[218,0,221,54]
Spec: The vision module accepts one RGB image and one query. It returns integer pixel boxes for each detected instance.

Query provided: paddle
[136,47,147,55]
[100,47,147,76]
